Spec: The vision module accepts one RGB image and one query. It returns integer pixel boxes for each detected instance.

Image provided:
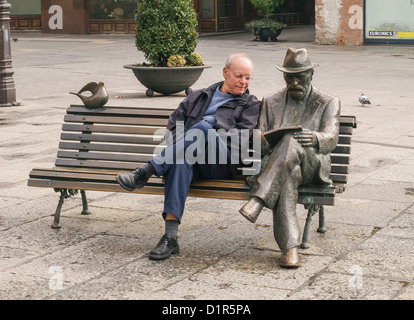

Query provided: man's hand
[293,129,317,147]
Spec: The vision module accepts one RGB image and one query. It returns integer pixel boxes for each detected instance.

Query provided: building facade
[9,0,311,35]
[9,0,41,31]
[315,0,414,45]
[8,0,414,45]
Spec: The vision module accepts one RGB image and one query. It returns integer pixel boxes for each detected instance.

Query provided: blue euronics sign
[368,31,394,36]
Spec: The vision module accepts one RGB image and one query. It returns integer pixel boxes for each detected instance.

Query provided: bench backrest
[57,105,356,192]
[57,105,170,171]
[330,115,356,192]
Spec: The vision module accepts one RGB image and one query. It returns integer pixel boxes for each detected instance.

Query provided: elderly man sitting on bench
[116,53,261,261]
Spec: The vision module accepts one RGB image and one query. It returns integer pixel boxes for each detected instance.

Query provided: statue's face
[284,70,313,101]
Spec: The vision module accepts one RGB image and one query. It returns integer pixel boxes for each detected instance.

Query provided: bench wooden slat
[66,105,356,128]
[29,169,251,190]
[30,167,339,194]
[31,166,132,175]
[331,164,348,174]
[339,126,353,135]
[67,105,173,117]
[190,179,249,189]
[28,173,337,202]
[338,136,352,145]
[239,168,347,184]
[28,178,166,195]
[330,155,350,164]
[297,195,334,206]
[29,177,337,204]
[339,115,357,128]
[65,105,355,124]
[57,150,152,163]
[332,145,350,154]
[297,185,336,194]
[60,132,162,145]
[54,161,256,176]
[59,144,350,164]
[59,142,158,154]
[62,123,165,135]
[329,173,347,184]
[29,168,339,195]
[59,140,349,160]
[64,114,169,126]
[30,168,342,194]
[30,169,119,183]
[55,159,143,170]
[28,177,252,200]
[187,188,249,200]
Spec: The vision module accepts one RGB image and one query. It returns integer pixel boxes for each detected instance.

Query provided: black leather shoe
[149,234,179,260]
[116,164,154,191]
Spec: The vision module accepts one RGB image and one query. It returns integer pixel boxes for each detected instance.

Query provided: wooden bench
[28,105,357,249]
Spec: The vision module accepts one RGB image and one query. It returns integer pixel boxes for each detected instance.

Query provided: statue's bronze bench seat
[28,105,357,249]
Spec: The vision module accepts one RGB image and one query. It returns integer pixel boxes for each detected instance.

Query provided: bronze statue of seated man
[239,48,341,268]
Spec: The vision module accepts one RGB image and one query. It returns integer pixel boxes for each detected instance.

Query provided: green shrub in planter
[247,19,283,38]
[247,0,284,40]
[135,0,199,67]
[167,55,186,67]
[185,53,204,66]
[249,0,285,19]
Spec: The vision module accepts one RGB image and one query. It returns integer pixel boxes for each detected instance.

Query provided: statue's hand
[293,129,317,147]
[261,133,271,154]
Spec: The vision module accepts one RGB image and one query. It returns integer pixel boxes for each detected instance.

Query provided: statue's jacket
[255,85,341,187]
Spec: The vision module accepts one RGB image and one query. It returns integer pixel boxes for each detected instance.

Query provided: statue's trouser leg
[253,134,305,209]
[252,134,320,250]
[272,167,302,251]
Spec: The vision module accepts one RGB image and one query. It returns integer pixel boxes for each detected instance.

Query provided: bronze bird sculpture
[70,81,109,108]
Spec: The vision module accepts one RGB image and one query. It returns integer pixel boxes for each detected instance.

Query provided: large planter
[258,26,283,41]
[124,64,211,97]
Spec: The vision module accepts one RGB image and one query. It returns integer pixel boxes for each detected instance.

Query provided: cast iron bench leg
[317,206,327,233]
[80,190,91,215]
[300,204,320,249]
[51,189,65,229]
[300,205,327,249]
[51,189,79,229]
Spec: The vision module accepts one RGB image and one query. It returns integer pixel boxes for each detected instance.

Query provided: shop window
[365,0,414,42]
[90,0,138,20]
[219,0,237,17]
[9,0,41,15]
[201,0,215,19]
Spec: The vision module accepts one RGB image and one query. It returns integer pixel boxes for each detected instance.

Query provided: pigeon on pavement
[359,93,371,106]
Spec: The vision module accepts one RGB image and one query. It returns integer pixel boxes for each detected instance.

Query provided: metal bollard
[0,0,19,107]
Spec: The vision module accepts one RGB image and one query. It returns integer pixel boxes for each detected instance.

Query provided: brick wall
[315,0,364,45]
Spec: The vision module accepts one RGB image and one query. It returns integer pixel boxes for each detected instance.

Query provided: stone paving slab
[287,272,405,300]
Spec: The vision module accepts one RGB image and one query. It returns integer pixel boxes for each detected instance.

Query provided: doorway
[194,0,242,33]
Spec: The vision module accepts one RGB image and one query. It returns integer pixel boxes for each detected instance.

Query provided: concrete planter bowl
[258,26,283,41]
[124,64,211,97]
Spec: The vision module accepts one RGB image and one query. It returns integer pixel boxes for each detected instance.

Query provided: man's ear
[223,67,228,80]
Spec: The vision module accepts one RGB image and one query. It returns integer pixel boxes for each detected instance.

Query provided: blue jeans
[150,121,233,222]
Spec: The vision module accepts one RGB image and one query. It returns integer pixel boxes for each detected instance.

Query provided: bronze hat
[276,48,319,73]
